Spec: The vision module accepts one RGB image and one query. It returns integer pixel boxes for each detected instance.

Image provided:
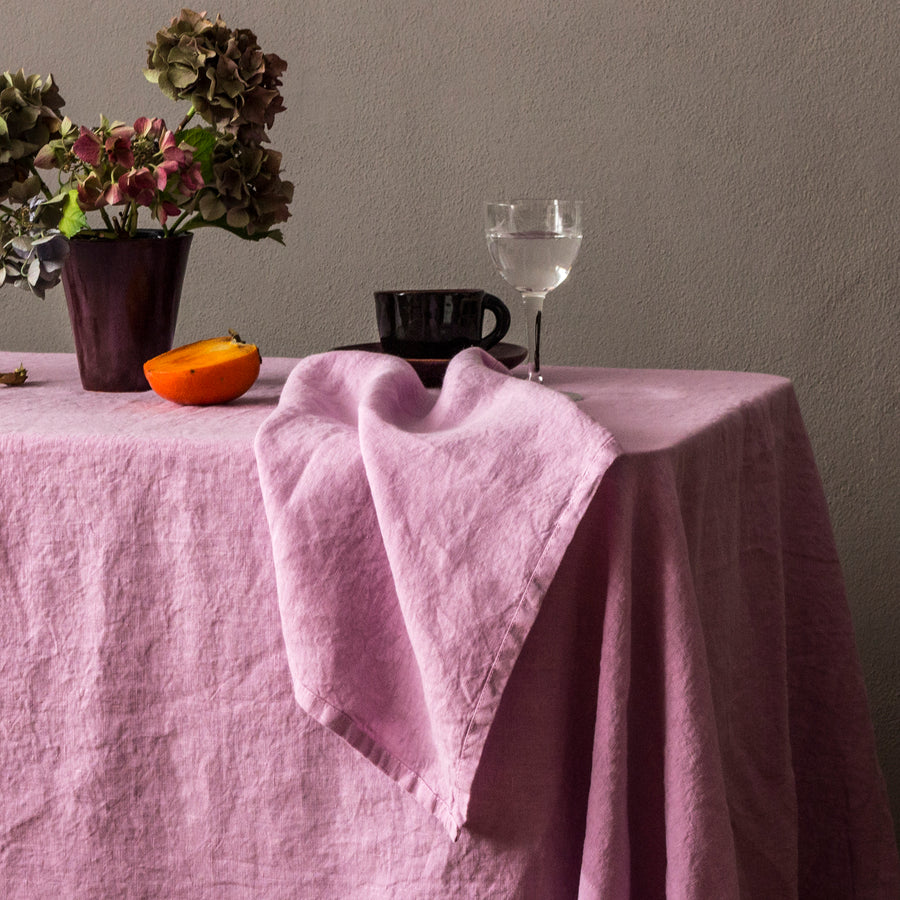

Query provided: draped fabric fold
[254,348,620,836]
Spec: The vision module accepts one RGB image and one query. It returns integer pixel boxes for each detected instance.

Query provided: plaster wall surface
[3,0,898,845]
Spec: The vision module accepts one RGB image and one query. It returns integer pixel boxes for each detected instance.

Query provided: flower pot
[61,230,193,391]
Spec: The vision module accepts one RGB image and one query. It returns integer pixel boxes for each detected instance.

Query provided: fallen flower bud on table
[0,366,27,386]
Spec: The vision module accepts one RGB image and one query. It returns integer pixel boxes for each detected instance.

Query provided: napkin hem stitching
[292,679,464,839]
[451,432,620,795]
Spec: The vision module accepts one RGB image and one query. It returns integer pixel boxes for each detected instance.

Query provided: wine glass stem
[522,292,546,383]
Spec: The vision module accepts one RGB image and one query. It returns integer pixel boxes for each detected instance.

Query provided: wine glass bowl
[484,199,582,389]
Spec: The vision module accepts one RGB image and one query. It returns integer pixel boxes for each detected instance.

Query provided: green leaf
[182,217,284,244]
[58,189,87,237]
[178,126,218,183]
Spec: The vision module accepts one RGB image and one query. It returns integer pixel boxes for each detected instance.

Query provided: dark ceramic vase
[61,230,193,391]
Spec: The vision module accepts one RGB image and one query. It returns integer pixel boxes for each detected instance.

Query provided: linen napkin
[254,348,619,838]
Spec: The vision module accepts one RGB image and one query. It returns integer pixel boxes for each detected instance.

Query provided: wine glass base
[516,372,583,402]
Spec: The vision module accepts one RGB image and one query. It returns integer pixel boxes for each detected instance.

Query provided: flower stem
[167,209,191,234]
[176,106,196,134]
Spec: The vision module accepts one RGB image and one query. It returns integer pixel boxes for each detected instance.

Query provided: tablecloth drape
[0,352,894,898]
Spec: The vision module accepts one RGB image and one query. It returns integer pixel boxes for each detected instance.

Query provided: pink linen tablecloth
[0,351,896,898]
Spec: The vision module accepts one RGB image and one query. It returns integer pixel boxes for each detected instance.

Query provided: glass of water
[484,199,582,390]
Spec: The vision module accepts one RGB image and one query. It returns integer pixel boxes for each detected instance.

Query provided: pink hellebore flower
[72,127,103,166]
[157,200,182,226]
[158,131,188,168]
[104,124,135,168]
[155,163,171,191]
[156,149,182,189]
[133,116,166,140]
[180,162,204,193]
[160,148,188,175]
[158,129,205,195]
[104,182,123,205]
[117,168,158,207]
[76,171,115,210]
[158,129,179,154]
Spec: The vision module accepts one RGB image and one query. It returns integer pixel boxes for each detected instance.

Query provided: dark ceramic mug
[374,289,511,359]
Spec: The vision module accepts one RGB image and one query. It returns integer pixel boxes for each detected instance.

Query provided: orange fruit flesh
[144,336,261,405]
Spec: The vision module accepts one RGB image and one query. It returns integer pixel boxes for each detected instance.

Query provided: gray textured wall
[4,0,898,838]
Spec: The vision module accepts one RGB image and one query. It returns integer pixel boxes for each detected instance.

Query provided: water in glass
[486,232,582,294]
[484,199,583,396]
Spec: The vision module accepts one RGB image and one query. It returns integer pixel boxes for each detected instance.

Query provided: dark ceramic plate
[334,342,527,388]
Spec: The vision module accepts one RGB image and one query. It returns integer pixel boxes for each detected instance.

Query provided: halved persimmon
[144,331,262,405]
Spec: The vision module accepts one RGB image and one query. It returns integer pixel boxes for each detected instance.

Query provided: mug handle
[477,293,511,351]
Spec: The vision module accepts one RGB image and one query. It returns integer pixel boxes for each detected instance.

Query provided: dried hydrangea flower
[0,69,65,203]
[196,133,293,238]
[0,199,69,298]
[145,10,286,144]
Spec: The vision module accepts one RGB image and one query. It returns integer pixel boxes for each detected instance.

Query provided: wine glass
[484,199,582,394]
